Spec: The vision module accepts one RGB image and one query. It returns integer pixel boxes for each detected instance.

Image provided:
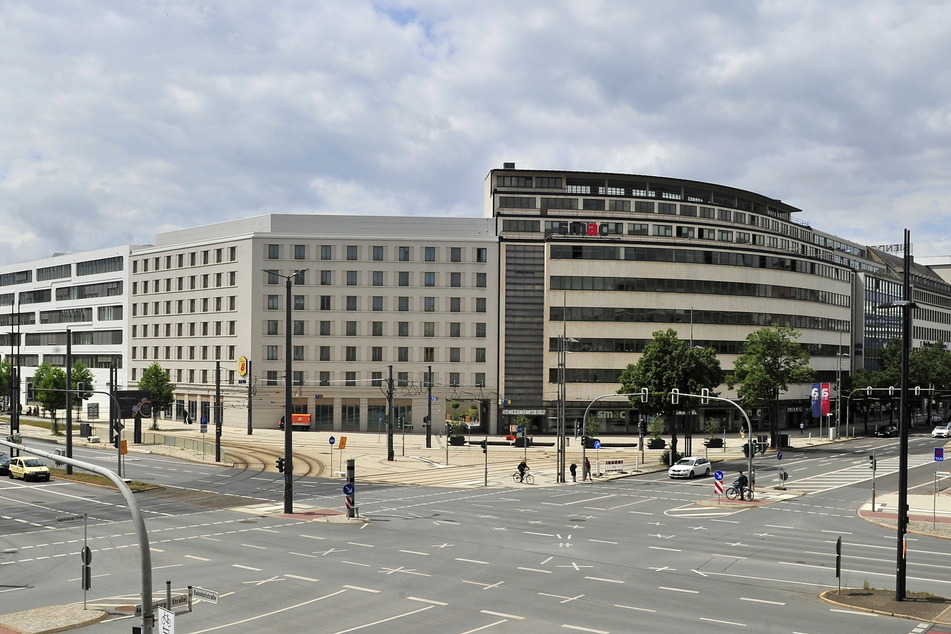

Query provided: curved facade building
[487,165,862,438]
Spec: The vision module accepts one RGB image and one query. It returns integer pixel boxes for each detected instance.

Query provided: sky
[2,0,951,266]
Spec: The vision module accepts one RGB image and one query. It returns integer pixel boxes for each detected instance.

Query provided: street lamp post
[269,269,307,514]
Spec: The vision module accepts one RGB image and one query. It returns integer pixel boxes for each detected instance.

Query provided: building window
[294,346,304,361]
[424,272,436,287]
[398,347,409,362]
[346,271,358,286]
[346,296,358,311]
[294,295,305,310]
[450,297,461,312]
[321,245,332,260]
[398,322,409,337]
[373,246,384,261]
[319,371,330,386]
[267,244,280,259]
[266,345,279,360]
[372,321,384,336]
[450,272,461,287]
[319,346,331,361]
[475,298,486,312]
[345,372,356,387]
[267,320,279,335]
[294,244,306,259]
[346,321,357,336]
[345,346,357,361]
[372,271,384,286]
[424,297,435,312]
[372,296,384,311]
[450,247,462,262]
[371,346,383,362]
[450,322,461,337]
[293,320,304,335]
[475,323,486,338]
[399,246,411,261]
[398,272,410,286]
[347,245,358,260]
[321,270,332,285]
[475,373,485,387]
[320,296,332,310]
[397,372,409,387]
[398,297,410,311]
[476,273,487,288]
[449,372,460,387]
[449,348,461,362]
[476,248,487,263]
[475,348,486,362]
[423,347,435,362]
[424,322,435,337]
[653,225,673,237]
[370,372,382,387]
[320,321,331,335]
[267,295,279,310]
[424,247,436,262]
[266,371,278,386]
[293,370,304,386]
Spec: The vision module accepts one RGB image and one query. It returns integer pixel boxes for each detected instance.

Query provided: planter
[703,437,724,448]
[583,437,601,449]
[647,438,666,449]
[449,435,466,446]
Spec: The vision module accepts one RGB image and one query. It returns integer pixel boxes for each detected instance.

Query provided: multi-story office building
[5,166,951,439]
[126,214,499,433]
[0,247,131,423]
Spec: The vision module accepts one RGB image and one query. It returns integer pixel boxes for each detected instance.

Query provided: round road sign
[714,470,724,481]
[343,483,355,495]
[329,436,336,446]
[593,440,601,449]
[777,451,783,461]
[81,546,92,565]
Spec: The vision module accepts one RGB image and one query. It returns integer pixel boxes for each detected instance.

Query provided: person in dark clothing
[517,459,528,482]
[735,471,749,501]
[569,462,577,482]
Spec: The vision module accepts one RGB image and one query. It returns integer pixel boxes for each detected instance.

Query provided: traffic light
[480,439,487,453]
[640,387,648,403]
[868,454,876,470]
[276,457,285,473]
[423,415,430,424]
[671,389,680,405]
[700,388,710,405]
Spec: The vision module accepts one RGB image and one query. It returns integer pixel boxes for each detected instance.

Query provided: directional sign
[714,470,724,481]
[192,586,219,605]
[343,483,355,496]
[593,440,601,449]
[157,607,174,634]
[329,436,336,446]
[777,451,783,461]
[936,447,945,462]
[516,425,523,434]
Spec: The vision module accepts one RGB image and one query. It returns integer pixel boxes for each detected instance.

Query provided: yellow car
[8,457,52,482]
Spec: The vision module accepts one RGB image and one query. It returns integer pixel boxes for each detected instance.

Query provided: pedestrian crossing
[771,454,936,495]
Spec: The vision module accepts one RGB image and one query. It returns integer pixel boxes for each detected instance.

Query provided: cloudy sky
[2,1,950,265]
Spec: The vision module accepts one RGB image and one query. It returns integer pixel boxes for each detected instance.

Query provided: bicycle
[512,471,534,485]
[725,482,754,501]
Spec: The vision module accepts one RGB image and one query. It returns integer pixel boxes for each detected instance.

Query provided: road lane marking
[190,590,348,633]
[563,625,608,633]
[408,596,448,605]
[741,597,785,605]
[585,576,624,584]
[614,604,655,613]
[455,557,489,564]
[481,610,524,620]
[343,585,379,592]
[233,564,262,571]
[334,605,436,633]
[699,617,747,626]
[518,567,552,574]
[400,550,429,556]
[184,555,210,561]
[285,574,318,582]
[659,586,697,593]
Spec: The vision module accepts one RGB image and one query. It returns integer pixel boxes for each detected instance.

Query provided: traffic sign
[936,447,945,462]
[80,546,92,565]
[779,470,788,481]
[593,440,601,449]
[777,451,783,461]
[192,586,219,604]
[343,483,355,495]
[714,470,724,481]
[329,436,336,446]
[516,425,523,434]
[714,480,724,494]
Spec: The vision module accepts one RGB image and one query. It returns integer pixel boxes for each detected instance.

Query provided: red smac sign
[549,221,622,237]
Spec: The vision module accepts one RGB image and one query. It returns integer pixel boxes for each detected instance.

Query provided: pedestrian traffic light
[276,457,285,473]
[868,454,876,470]
[480,439,487,453]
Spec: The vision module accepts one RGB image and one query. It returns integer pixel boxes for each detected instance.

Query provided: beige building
[127,214,500,433]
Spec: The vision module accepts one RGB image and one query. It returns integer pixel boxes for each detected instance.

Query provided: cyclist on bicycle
[735,471,749,500]
[517,459,529,482]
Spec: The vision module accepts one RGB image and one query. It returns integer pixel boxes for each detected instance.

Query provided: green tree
[138,362,176,426]
[727,326,813,447]
[617,328,722,464]
[69,360,95,419]
[33,362,67,433]
[0,358,10,406]
[851,368,888,434]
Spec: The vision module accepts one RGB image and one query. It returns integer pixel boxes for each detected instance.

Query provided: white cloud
[1,0,951,263]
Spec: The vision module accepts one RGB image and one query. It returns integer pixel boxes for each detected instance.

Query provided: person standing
[799,421,804,435]
[583,457,591,481]
[569,462,577,482]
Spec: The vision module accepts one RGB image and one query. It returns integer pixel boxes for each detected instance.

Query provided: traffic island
[0,604,107,633]
[821,588,951,625]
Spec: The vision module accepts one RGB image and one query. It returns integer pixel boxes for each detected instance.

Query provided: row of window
[550,306,849,332]
[133,271,237,294]
[262,345,488,363]
[131,321,237,338]
[265,294,489,313]
[265,320,488,338]
[266,269,489,289]
[131,296,237,317]
[549,244,851,283]
[1,256,124,288]
[263,370,487,389]
[133,248,238,273]
[266,243,489,264]
[132,344,237,362]
[549,276,851,308]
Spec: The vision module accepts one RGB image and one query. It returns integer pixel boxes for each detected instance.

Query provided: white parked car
[932,425,951,438]
[668,457,712,479]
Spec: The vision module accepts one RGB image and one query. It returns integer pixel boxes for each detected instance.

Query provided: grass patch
[49,468,158,492]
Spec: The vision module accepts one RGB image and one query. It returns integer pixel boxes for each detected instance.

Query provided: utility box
[291,413,311,430]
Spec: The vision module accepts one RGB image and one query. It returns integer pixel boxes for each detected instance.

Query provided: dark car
[0,452,10,475]
[875,426,899,438]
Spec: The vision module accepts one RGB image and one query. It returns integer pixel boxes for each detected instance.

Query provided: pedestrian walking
[569,462,577,482]
[799,421,804,435]
[583,457,591,481]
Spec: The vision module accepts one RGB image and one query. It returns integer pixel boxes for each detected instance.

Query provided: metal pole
[215,361,222,462]
[387,365,395,461]
[426,365,433,449]
[284,275,293,514]
[896,228,912,601]
[247,359,253,436]
[66,328,73,475]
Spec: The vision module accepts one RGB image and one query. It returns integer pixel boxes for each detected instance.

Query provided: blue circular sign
[516,425,523,433]
[342,483,355,495]
[777,451,783,461]
[714,470,724,481]
[593,440,601,449]
[329,436,336,445]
